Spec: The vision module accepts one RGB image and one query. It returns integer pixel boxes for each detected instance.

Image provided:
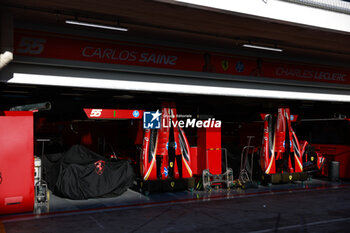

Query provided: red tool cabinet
[0,111,34,215]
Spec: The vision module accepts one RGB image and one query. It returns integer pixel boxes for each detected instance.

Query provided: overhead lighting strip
[243,44,283,52]
[8,73,350,102]
[65,20,128,32]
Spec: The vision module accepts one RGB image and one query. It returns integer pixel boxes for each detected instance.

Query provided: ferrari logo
[94,160,106,175]
[221,60,229,71]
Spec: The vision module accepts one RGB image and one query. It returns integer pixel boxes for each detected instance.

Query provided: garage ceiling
[2,0,350,65]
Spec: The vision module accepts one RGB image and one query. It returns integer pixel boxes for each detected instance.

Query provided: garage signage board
[84,109,143,119]
[14,29,350,85]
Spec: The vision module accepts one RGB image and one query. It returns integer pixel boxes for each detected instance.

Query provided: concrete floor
[1,179,350,233]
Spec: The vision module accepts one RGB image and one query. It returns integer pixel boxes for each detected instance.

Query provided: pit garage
[1,1,350,227]
[1,27,350,217]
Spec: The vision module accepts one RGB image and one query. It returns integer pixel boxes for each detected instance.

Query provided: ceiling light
[243,44,283,52]
[8,73,350,102]
[65,20,128,32]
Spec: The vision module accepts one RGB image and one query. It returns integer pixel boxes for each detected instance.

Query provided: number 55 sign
[16,37,46,55]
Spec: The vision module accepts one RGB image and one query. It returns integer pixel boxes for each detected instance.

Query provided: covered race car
[43,145,134,200]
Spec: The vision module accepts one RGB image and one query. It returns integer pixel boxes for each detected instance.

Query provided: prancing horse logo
[94,160,106,175]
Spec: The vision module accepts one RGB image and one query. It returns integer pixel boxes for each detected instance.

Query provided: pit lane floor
[1,179,350,233]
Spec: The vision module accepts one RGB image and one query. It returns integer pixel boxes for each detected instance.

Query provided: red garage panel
[0,111,34,215]
[197,127,222,175]
[313,144,350,179]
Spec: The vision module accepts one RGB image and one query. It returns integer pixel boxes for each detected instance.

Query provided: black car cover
[43,145,135,200]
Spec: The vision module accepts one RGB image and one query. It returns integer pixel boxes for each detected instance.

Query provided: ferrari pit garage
[1,90,350,216]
